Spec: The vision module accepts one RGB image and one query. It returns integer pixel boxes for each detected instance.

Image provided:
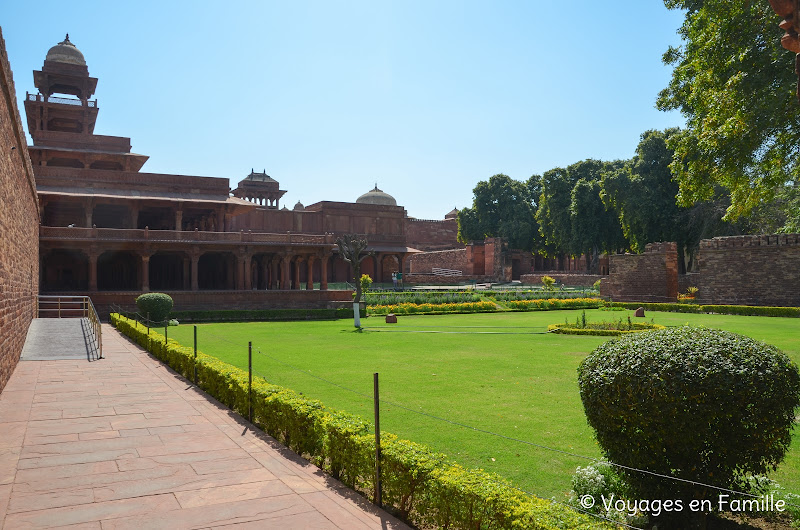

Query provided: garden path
[0,324,408,529]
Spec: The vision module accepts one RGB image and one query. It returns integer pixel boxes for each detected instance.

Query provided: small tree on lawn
[335,234,372,327]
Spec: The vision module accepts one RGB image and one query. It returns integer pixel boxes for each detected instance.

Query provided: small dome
[293,201,305,211]
[45,34,86,66]
[281,206,289,211]
[356,184,397,207]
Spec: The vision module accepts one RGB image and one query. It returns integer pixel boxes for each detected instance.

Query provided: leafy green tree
[456,174,538,251]
[536,159,625,269]
[658,0,800,219]
[570,178,625,273]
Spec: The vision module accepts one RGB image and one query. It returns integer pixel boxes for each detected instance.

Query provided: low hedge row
[610,302,800,317]
[168,308,353,323]
[110,313,607,529]
[548,323,665,336]
[368,301,498,315]
[505,298,603,311]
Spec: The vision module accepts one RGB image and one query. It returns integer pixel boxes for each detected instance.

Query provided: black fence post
[373,372,382,507]
[248,341,253,423]
[193,325,198,384]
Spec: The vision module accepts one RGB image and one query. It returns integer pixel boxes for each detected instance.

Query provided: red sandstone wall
[600,242,678,303]
[695,234,800,306]
[405,218,459,251]
[404,274,495,285]
[0,28,40,392]
[408,249,467,274]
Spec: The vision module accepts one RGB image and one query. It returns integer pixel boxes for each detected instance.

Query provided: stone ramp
[0,324,409,529]
[21,318,100,361]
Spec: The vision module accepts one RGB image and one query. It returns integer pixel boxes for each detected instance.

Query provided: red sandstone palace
[26,35,463,312]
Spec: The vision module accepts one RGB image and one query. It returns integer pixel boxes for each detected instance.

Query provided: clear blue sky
[2,1,686,220]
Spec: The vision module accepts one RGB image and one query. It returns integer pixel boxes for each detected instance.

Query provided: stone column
[320,254,329,290]
[88,249,99,292]
[235,253,245,290]
[262,259,269,290]
[293,256,302,290]
[281,254,292,290]
[190,250,200,291]
[243,253,252,290]
[306,255,315,290]
[141,253,152,292]
[130,203,140,229]
[175,209,183,231]
[84,198,93,228]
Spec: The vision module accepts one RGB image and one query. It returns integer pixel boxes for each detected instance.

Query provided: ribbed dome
[356,185,397,206]
[45,34,86,66]
[293,201,305,211]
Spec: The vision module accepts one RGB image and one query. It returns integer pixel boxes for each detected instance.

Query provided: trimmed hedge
[506,298,603,311]
[610,302,800,317]
[110,313,609,529]
[368,301,498,315]
[135,292,174,323]
[168,308,353,323]
[548,322,665,336]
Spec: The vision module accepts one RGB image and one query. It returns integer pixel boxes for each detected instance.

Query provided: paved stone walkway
[0,324,409,529]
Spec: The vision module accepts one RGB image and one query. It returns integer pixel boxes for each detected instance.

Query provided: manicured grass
[168,309,800,501]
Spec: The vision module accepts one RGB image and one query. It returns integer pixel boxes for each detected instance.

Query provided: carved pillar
[306,255,315,290]
[175,209,183,231]
[141,252,152,292]
[84,198,93,228]
[130,203,140,229]
[281,253,292,290]
[320,254,329,290]
[293,256,302,290]
[262,259,269,290]
[88,248,99,292]
[190,249,200,291]
[243,252,252,290]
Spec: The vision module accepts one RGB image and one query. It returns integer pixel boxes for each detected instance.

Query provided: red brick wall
[405,218,459,251]
[600,242,678,303]
[408,249,467,273]
[0,28,40,392]
[695,234,800,306]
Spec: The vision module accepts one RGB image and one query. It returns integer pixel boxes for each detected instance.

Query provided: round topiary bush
[135,292,174,324]
[578,327,800,526]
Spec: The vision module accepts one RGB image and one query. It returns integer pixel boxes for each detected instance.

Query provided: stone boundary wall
[696,234,800,306]
[0,28,39,393]
[408,249,467,274]
[600,242,678,303]
[521,273,603,287]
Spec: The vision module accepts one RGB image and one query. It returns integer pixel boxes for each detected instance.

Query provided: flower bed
[505,298,603,311]
[548,322,665,336]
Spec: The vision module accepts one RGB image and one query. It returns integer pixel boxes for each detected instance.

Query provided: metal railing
[38,295,103,359]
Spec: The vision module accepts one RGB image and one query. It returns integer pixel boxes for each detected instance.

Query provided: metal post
[373,372,382,506]
[248,341,253,423]
[193,325,198,384]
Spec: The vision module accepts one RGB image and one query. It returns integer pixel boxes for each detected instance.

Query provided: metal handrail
[38,295,103,359]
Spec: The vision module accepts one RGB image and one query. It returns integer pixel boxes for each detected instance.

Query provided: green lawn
[167,309,800,501]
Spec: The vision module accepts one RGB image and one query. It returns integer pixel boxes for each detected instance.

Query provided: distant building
[21,35,460,313]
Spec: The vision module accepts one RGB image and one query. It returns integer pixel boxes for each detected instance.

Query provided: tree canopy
[456,174,538,251]
[658,0,800,219]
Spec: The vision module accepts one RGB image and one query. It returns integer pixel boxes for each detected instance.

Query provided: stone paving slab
[0,324,409,529]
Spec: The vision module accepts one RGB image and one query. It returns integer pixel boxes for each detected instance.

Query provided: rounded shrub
[135,292,174,323]
[578,327,800,526]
